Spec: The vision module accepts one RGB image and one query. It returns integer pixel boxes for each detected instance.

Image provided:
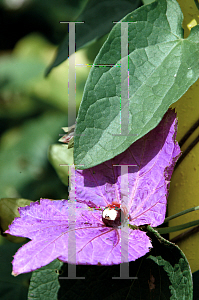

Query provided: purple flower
[5,110,181,275]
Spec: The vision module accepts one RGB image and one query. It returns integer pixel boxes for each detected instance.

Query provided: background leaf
[28,259,63,300]
[0,112,67,200]
[74,0,199,169]
[0,56,45,92]
[0,0,84,49]
[46,0,141,75]
[48,144,74,186]
[0,198,32,243]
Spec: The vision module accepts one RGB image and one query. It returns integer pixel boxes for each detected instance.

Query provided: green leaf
[45,0,141,75]
[48,144,74,186]
[147,226,193,300]
[0,240,31,300]
[28,259,63,300]
[74,0,199,169]
[0,198,32,243]
[149,255,193,300]
[142,0,155,5]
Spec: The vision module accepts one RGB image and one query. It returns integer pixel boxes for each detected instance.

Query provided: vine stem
[163,205,199,223]
[154,219,199,234]
[170,225,199,243]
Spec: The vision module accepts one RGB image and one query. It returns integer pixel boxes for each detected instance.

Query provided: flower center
[102,204,121,227]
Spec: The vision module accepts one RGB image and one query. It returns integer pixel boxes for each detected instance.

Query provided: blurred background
[0,2,131,297]
[0,0,106,202]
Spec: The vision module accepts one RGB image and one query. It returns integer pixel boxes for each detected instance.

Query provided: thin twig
[179,119,199,147]
[170,224,199,243]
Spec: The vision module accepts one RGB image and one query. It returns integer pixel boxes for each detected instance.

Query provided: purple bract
[6,109,181,275]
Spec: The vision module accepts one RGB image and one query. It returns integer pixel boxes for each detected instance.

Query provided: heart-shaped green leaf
[74,0,199,169]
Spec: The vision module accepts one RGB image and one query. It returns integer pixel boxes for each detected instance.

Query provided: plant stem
[155,219,199,234]
[163,205,199,223]
[170,225,199,243]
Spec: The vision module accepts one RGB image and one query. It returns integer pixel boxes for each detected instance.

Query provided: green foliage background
[0,1,92,298]
[0,0,92,202]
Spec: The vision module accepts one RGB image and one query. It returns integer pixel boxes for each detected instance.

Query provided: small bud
[59,124,75,148]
